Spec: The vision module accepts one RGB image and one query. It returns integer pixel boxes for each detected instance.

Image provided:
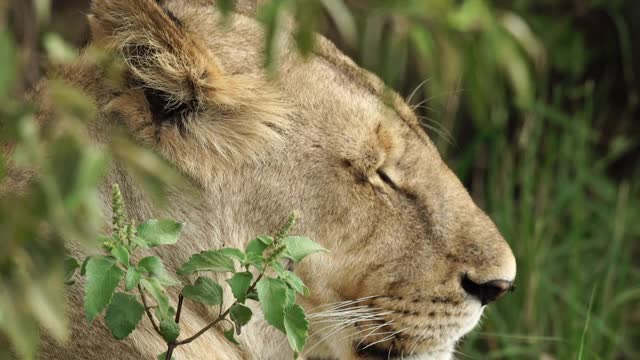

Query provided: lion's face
[81,0,516,359]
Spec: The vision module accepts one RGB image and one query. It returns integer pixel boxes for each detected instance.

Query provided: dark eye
[143,87,196,135]
[376,169,398,190]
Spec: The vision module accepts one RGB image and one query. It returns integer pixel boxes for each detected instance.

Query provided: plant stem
[175,294,184,322]
[162,216,290,353]
[138,284,161,335]
[163,294,184,360]
[173,272,265,346]
[175,308,231,346]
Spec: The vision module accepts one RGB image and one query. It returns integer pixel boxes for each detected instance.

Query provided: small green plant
[65,184,326,359]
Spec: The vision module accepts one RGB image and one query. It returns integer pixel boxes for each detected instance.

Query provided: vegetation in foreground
[66,185,323,359]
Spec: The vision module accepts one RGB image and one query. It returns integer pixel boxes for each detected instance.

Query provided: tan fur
[5,1,516,359]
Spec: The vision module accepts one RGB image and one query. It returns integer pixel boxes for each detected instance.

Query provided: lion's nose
[461,275,513,306]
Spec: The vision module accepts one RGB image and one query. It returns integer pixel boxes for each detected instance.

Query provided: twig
[138,284,162,335]
[163,294,184,360]
[174,272,265,346]
[175,294,184,323]
[175,307,232,346]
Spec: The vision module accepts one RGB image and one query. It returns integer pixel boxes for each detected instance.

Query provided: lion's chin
[304,304,482,360]
[352,344,454,360]
[306,341,455,360]
[307,349,453,360]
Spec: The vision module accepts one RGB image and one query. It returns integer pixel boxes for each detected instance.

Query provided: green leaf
[177,250,236,275]
[246,290,259,301]
[257,0,287,73]
[280,271,309,297]
[283,304,309,355]
[257,235,274,245]
[138,256,180,286]
[80,256,92,276]
[138,256,164,276]
[111,245,130,267]
[137,219,185,247]
[141,278,170,321]
[131,236,149,250]
[256,277,288,332]
[230,303,253,328]
[47,78,96,120]
[0,293,39,360]
[283,236,327,263]
[182,277,223,306]
[104,293,144,340]
[84,256,125,323]
[293,2,319,57]
[64,256,80,285]
[157,352,176,360]
[216,0,235,16]
[155,307,176,323]
[98,234,111,243]
[243,236,272,270]
[242,253,265,271]
[160,319,180,343]
[26,271,68,342]
[125,267,142,291]
[157,276,181,287]
[219,248,245,261]
[64,147,109,211]
[285,287,296,308]
[271,261,286,274]
[245,236,272,256]
[226,272,253,303]
[43,33,77,64]
[223,328,240,345]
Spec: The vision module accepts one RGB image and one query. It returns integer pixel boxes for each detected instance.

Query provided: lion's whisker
[316,309,393,318]
[355,320,395,348]
[406,79,431,105]
[416,115,454,144]
[306,305,393,354]
[450,348,479,359]
[309,316,373,339]
[310,316,385,325]
[409,324,432,355]
[333,323,397,345]
[348,327,396,340]
[304,320,358,354]
[307,295,381,314]
[311,316,378,337]
[309,308,390,325]
[360,326,408,351]
[308,305,379,319]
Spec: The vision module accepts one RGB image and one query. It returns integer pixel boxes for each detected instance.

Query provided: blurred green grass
[320,1,640,358]
[457,86,640,359]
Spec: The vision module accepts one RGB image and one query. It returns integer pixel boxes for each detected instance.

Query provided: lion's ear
[88,0,238,112]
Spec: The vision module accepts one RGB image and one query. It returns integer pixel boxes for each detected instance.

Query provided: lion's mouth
[306,336,453,360]
[352,340,453,360]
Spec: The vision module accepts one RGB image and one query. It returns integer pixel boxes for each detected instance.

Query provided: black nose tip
[461,275,513,306]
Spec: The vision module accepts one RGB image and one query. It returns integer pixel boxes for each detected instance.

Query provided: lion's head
[38,0,516,359]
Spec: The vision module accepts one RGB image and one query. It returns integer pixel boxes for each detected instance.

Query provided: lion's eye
[376,169,398,190]
[143,87,196,135]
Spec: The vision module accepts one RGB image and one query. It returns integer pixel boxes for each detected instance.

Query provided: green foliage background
[1,0,639,359]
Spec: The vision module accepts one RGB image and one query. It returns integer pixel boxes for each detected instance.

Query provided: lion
[12,0,517,359]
